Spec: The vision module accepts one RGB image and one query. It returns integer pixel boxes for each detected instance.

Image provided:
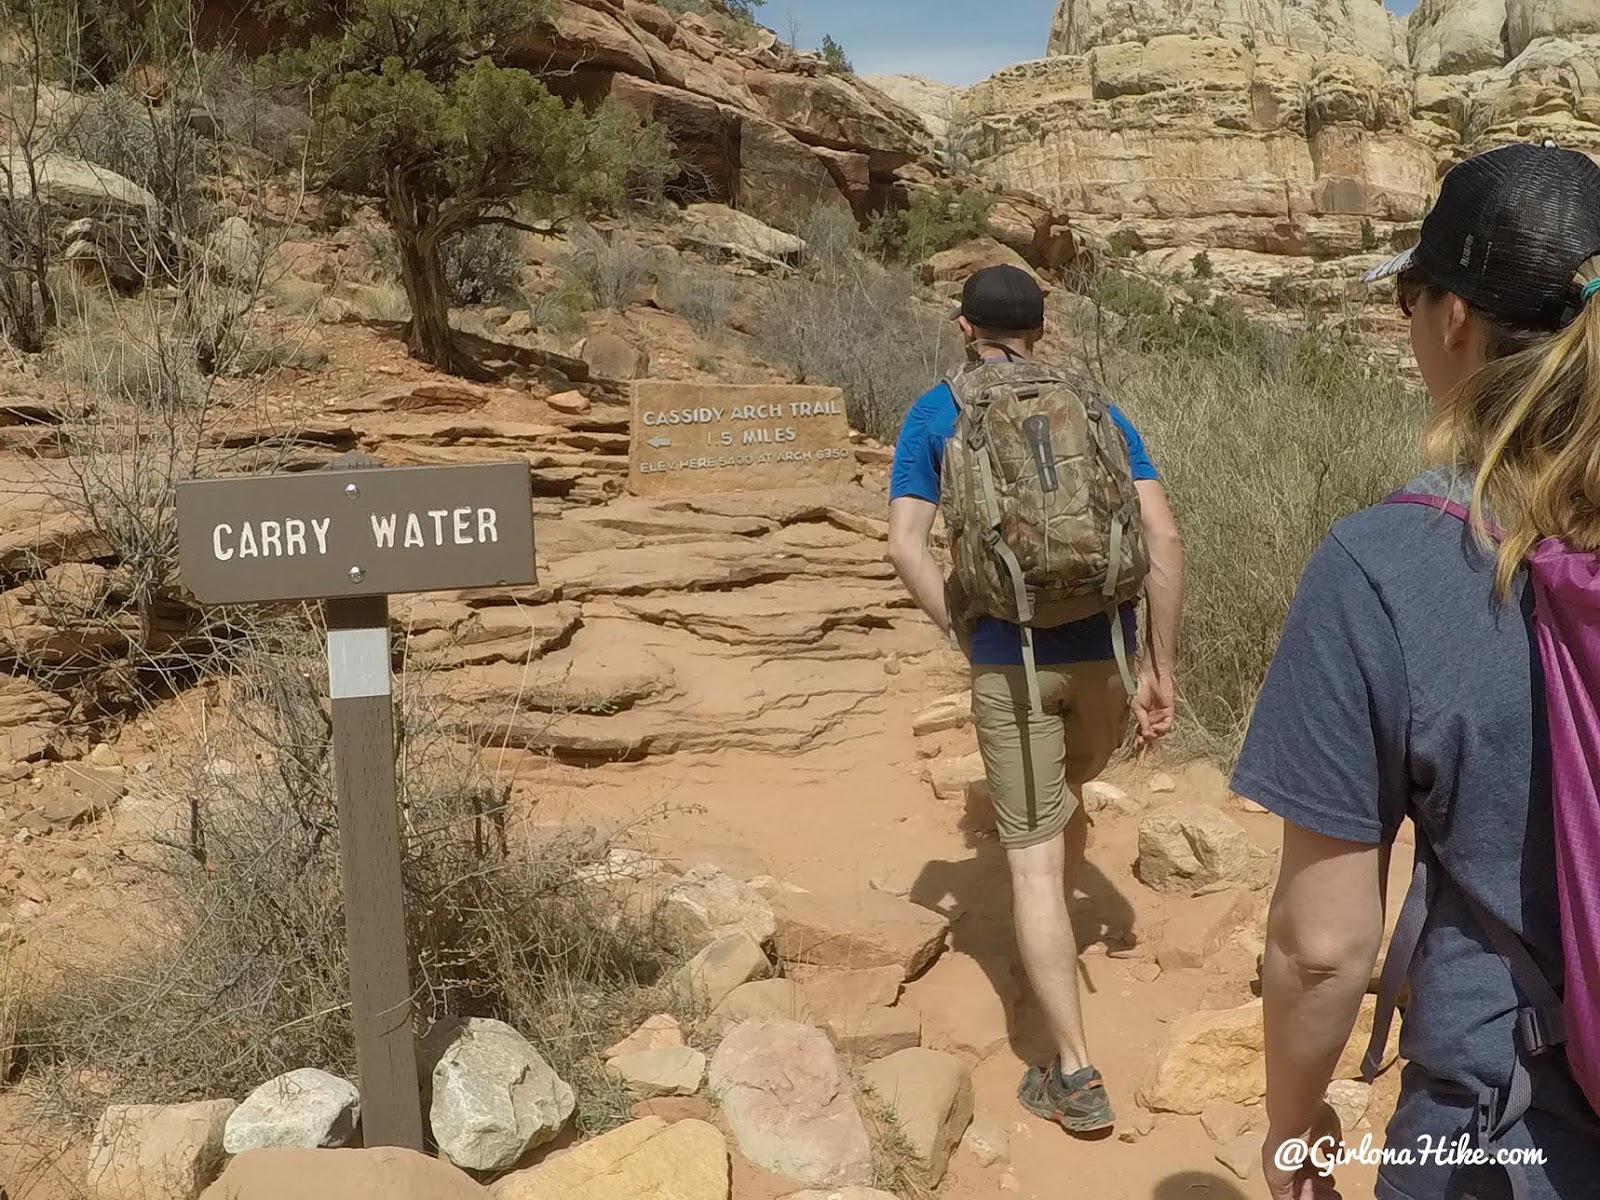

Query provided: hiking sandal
[1017,1062,1115,1133]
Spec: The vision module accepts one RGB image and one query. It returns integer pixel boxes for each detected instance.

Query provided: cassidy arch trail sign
[175,453,536,1150]
[628,381,854,497]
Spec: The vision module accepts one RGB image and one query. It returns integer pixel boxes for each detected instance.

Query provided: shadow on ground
[1152,1170,1251,1199]
[908,786,1138,1064]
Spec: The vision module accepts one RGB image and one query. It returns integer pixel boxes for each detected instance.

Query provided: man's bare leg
[1009,818,1090,1073]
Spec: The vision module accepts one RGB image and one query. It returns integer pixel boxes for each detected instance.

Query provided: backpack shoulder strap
[1383,492,1505,540]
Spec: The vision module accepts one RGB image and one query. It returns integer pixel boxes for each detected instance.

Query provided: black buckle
[1516,1006,1565,1055]
[1476,1088,1497,1146]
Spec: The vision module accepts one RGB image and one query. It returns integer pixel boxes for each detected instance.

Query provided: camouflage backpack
[940,349,1149,710]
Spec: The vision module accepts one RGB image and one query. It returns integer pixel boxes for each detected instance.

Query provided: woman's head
[1365,143,1600,594]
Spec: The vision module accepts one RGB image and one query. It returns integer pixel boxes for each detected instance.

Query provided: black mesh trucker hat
[959,265,1046,332]
[1363,143,1600,328]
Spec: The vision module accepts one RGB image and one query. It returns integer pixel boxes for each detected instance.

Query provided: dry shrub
[1066,282,1427,761]
[753,252,957,443]
[656,263,738,337]
[0,932,25,1084]
[557,224,653,312]
[13,624,681,1132]
[345,280,412,323]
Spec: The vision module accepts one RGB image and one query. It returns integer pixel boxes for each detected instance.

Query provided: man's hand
[1132,663,1175,746]
[1263,1105,1345,1200]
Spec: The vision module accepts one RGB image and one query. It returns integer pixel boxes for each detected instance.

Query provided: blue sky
[777,0,1421,85]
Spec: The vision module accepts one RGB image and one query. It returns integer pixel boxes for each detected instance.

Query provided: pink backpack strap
[1384,491,1505,540]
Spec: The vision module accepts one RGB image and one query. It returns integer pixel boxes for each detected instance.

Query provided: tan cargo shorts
[971,661,1130,850]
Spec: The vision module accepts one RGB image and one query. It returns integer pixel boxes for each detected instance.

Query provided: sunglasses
[1397,268,1427,318]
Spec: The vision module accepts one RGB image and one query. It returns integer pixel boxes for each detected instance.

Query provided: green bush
[1191,251,1215,280]
[820,34,853,74]
[867,184,992,264]
[279,0,676,373]
[61,85,217,239]
[1106,230,1141,259]
[442,224,526,306]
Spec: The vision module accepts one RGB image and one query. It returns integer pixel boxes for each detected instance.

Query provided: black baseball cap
[959,264,1046,332]
[1363,143,1600,328]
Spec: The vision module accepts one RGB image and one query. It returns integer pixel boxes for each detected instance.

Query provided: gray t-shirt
[1232,469,1600,1198]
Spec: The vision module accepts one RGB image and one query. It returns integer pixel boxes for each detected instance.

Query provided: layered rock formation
[890,0,1600,299]
[1048,0,1408,67]
[510,0,1076,270]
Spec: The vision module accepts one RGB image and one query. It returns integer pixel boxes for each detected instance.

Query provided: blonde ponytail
[1427,255,1600,599]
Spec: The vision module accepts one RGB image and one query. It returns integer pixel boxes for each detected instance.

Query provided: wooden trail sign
[176,454,538,1151]
[177,461,536,604]
[627,381,853,497]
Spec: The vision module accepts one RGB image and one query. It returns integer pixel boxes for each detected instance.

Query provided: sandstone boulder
[744,71,929,166]
[1506,0,1600,56]
[206,216,264,282]
[200,1148,488,1200]
[578,332,650,381]
[925,752,986,803]
[859,1048,973,1186]
[772,889,948,978]
[1326,1078,1371,1130]
[782,1191,899,1200]
[88,1100,236,1200]
[606,1013,686,1060]
[1409,0,1509,74]
[1154,887,1257,971]
[6,151,157,218]
[608,1046,707,1099]
[1217,1131,1263,1181]
[681,203,805,261]
[738,114,851,231]
[820,1005,921,1061]
[514,2,659,78]
[708,1018,872,1188]
[1137,805,1274,892]
[710,978,810,1030]
[673,930,772,1011]
[1143,994,1396,1113]
[911,692,969,737]
[491,1116,729,1200]
[546,390,591,414]
[920,237,1040,284]
[1141,1000,1266,1113]
[662,863,777,951]
[1200,1099,1251,1144]
[422,1017,575,1171]
[961,1111,1011,1167]
[794,965,904,1023]
[223,1069,359,1152]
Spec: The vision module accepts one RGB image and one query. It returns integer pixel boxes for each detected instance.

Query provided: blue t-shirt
[890,379,1159,666]
[1231,468,1599,1198]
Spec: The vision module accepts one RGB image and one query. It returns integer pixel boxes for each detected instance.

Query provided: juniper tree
[285,0,672,374]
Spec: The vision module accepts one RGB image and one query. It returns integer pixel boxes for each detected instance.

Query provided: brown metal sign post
[176,453,537,1150]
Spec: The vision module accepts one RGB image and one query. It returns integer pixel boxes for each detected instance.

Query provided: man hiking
[887,264,1184,1133]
